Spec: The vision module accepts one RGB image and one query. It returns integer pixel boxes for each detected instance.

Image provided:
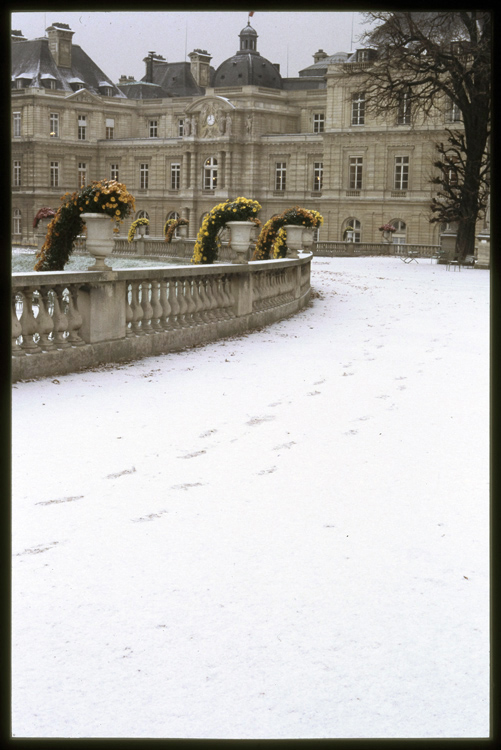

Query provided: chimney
[12,30,27,42]
[143,51,157,83]
[47,23,74,68]
[313,49,328,64]
[188,49,212,87]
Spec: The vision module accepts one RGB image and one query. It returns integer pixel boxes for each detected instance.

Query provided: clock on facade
[206,114,215,126]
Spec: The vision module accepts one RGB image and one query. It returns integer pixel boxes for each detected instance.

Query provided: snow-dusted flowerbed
[12,257,489,739]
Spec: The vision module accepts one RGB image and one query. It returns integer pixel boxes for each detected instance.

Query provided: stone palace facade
[12,19,470,247]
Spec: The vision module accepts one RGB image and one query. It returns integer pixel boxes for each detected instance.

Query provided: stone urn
[81,213,114,270]
[178,223,188,239]
[302,227,315,251]
[283,224,304,259]
[227,221,254,264]
[136,224,147,238]
[382,230,394,243]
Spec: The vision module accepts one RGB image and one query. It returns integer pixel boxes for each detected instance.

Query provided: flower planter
[178,223,188,239]
[283,224,304,258]
[382,230,393,243]
[227,221,255,264]
[136,225,147,238]
[302,228,315,250]
[81,213,114,270]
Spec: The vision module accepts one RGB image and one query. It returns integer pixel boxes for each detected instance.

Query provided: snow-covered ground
[12,256,490,739]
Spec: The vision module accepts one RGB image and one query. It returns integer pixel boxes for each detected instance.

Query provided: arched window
[343,218,361,242]
[390,219,407,245]
[137,210,150,235]
[203,157,218,190]
[166,211,180,238]
[13,208,21,235]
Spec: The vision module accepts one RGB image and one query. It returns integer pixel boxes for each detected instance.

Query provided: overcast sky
[11,10,370,83]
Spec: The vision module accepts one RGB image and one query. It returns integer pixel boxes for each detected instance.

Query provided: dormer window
[99,83,113,96]
[41,74,57,90]
[15,75,31,89]
[69,77,85,92]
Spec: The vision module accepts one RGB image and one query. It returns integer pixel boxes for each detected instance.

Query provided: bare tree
[352,11,491,259]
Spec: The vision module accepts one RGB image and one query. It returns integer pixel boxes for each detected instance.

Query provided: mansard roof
[11,37,125,97]
[137,61,214,98]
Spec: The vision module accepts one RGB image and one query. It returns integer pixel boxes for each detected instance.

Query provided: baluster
[130,281,144,335]
[168,279,181,328]
[224,275,236,316]
[198,277,213,322]
[252,272,262,311]
[125,283,133,337]
[150,280,163,332]
[66,286,85,345]
[177,278,189,327]
[219,275,231,319]
[19,288,42,352]
[12,293,24,356]
[190,278,204,325]
[214,275,228,319]
[159,279,172,329]
[140,280,154,333]
[51,286,71,348]
[206,276,221,320]
[184,279,197,326]
[36,288,56,350]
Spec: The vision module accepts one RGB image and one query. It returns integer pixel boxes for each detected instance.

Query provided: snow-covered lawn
[12,257,490,739]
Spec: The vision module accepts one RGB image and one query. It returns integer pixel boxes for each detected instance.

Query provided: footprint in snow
[273,441,296,450]
[15,541,59,556]
[106,467,136,479]
[246,415,276,426]
[36,495,83,506]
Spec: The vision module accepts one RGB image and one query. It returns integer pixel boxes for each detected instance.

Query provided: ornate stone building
[12,19,463,246]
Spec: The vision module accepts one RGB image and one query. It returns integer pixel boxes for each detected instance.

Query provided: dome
[213,22,283,89]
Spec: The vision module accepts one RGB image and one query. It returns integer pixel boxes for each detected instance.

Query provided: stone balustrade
[12,254,312,382]
[312,241,441,258]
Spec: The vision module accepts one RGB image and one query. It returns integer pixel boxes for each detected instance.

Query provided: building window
[313,162,323,191]
[349,157,363,189]
[166,211,180,237]
[50,161,59,188]
[110,163,119,181]
[275,162,287,191]
[49,113,59,137]
[13,112,21,137]
[390,219,407,244]
[446,99,461,122]
[13,208,22,235]
[140,163,149,189]
[78,115,87,140]
[171,162,181,190]
[13,160,21,187]
[149,120,158,138]
[137,210,149,235]
[313,113,325,133]
[105,118,114,139]
[398,91,411,125]
[178,119,185,137]
[394,156,409,190]
[78,162,87,188]
[351,93,366,125]
[343,218,361,242]
[203,157,218,190]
